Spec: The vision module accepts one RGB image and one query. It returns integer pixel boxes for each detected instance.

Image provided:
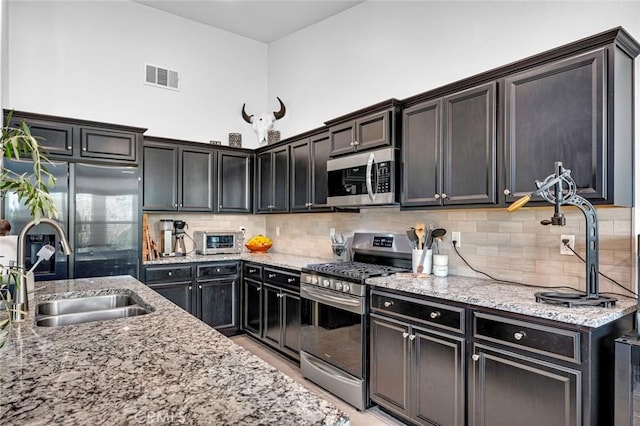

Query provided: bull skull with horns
[242,97,286,146]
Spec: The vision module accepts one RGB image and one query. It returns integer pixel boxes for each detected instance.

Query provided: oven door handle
[300,285,364,315]
[366,152,376,202]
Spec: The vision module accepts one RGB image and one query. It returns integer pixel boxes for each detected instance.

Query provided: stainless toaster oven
[194,231,242,255]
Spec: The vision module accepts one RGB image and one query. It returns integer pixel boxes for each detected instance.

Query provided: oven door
[300,283,365,378]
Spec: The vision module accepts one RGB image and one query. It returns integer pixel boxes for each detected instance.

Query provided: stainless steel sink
[35,293,152,327]
[36,294,137,316]
[36,305,149,327]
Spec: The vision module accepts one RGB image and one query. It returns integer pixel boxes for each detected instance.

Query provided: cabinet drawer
[243,263,263,280]
[371,290,464,334]
[144,265,193,283]
[264,267,299,289]
[473,312,581,363]
[198,262,238,278]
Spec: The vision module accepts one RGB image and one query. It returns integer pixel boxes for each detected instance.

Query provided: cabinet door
[9,116,74,157]
[262,284,282,347]
[356,110,391,152]
[147,281,193,314]
[329,121,356,157]
[310,131,331,210]
[443,82,496,205]
[272,147,289,212]
[401,99,442,207]
[290,138,311,211]
[80,127,137,162]
[143,143,178,210]
[504,49,605,203]
[180,147,214,211]
[197,277,237,332]
[243,278,262,337]
[281,290,301,360]
[471,344,580,426]
[218,151,252,213]
[412,327,466,426]
[256,151,272,212]
[370,315,410,416]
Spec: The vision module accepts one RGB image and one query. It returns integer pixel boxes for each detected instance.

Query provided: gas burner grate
[304,261,409,280]
[534,291,617,308]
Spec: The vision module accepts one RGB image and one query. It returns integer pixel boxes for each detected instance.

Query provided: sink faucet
[13,218,72,321]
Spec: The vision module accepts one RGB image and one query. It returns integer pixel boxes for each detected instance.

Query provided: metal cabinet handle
[249,269,256,273]
[287,278,295,283]
[353,140,359,146]
[167,271,173,276]
[256,287,261,292]
[402,332,409,339]
[277,293,283,298]
[174,203,178,207]
[188,286,192,290]
[430,311,441,319]
[472,354,480,361]
[441,193,448,199]
[198,285,202,289]
[219,204,223,209]
[216,268,221,272]
[268,273,276,278]
[503,189,511,195]
[409,335,416,341]
[67,146,72,150]
[514,331,526,341]
[82,147,87,151]
[434,194,440,199]
[383,301,393,307]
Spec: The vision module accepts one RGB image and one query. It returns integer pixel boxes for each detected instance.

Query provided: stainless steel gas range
[299,232,412,410]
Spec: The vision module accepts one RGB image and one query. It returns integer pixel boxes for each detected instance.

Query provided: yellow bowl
[246,242,272,253]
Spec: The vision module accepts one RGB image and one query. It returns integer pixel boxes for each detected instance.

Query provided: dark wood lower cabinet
[243,278,262,337]
[471,344,579,426]
[143,262,240,336]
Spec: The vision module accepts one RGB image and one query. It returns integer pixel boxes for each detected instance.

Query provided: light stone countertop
[0,275,349,425]
[144,251,333,271]
[366,274,637,328]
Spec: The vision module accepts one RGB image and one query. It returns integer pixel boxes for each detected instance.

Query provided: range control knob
[323,279,331,288]
[310,275,318,285]
[343,283,351,293]
[335,282,343,291]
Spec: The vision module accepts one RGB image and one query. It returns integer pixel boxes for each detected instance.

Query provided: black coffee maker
[173,220,187,256]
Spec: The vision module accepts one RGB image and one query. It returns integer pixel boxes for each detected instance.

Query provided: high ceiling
[133,0,365,43]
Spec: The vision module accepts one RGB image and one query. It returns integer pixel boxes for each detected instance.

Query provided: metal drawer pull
[514,331,526,341]
[430,311,441,319]
[268,273,276,278]
[216,268,221,272]
[256,287,261,292]
[287,278,295,283]
[472,354,480,361]
[409,335,416,341]
[383,301,393,307]
[402,332,409,339]
[167,271,173,276]
[249,269,256,273]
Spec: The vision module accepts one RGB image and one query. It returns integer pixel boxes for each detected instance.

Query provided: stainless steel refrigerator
[2,159,140,280]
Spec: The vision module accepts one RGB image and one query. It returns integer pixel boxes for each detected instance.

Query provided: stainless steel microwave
[194,231,242,255]
[326,147,397,207]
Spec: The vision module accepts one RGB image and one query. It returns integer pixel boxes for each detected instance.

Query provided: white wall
[268,0,640,138]
[0,0,7,114]
[5,0,268,148]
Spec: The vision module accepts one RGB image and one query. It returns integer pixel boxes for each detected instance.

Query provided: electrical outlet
[560,234,575,255]
[330,228,335,237]
[452,231,461,247]
[276,226,280,236]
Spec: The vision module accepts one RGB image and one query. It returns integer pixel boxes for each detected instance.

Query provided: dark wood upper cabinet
[217,150,252,213]
[256,146,289,213]
[5,110,145,164]
[402,82,496,208]
[326,99,400,157]
[142,138,214,212]
[290,130,332,212]
[503,49,606,204]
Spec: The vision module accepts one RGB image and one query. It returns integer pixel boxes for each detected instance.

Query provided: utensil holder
[412,249,432,274]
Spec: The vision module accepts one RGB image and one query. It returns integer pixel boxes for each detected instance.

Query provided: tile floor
[230,335,406,426]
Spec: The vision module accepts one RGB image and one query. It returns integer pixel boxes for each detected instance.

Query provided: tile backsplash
[149,206,636,297]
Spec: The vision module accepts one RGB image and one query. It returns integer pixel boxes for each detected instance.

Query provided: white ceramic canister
[411,249,432,274]
[432,254,449,277]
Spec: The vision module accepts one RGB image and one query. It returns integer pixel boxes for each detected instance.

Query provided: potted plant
[0,111,58,347]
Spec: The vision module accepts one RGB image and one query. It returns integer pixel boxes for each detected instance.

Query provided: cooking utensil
[414,223,426,249]
[430,228,447,253]
[406,229,418,248]
[417,244,429,273]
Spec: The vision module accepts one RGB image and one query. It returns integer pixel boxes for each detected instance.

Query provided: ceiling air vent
[145,64,180,91]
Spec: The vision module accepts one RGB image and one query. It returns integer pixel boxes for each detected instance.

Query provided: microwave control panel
[376,161,392,193]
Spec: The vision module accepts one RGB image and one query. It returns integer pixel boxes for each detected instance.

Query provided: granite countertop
[367,274,637,328]
[144,251,332,271]
[0,275,348,425]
